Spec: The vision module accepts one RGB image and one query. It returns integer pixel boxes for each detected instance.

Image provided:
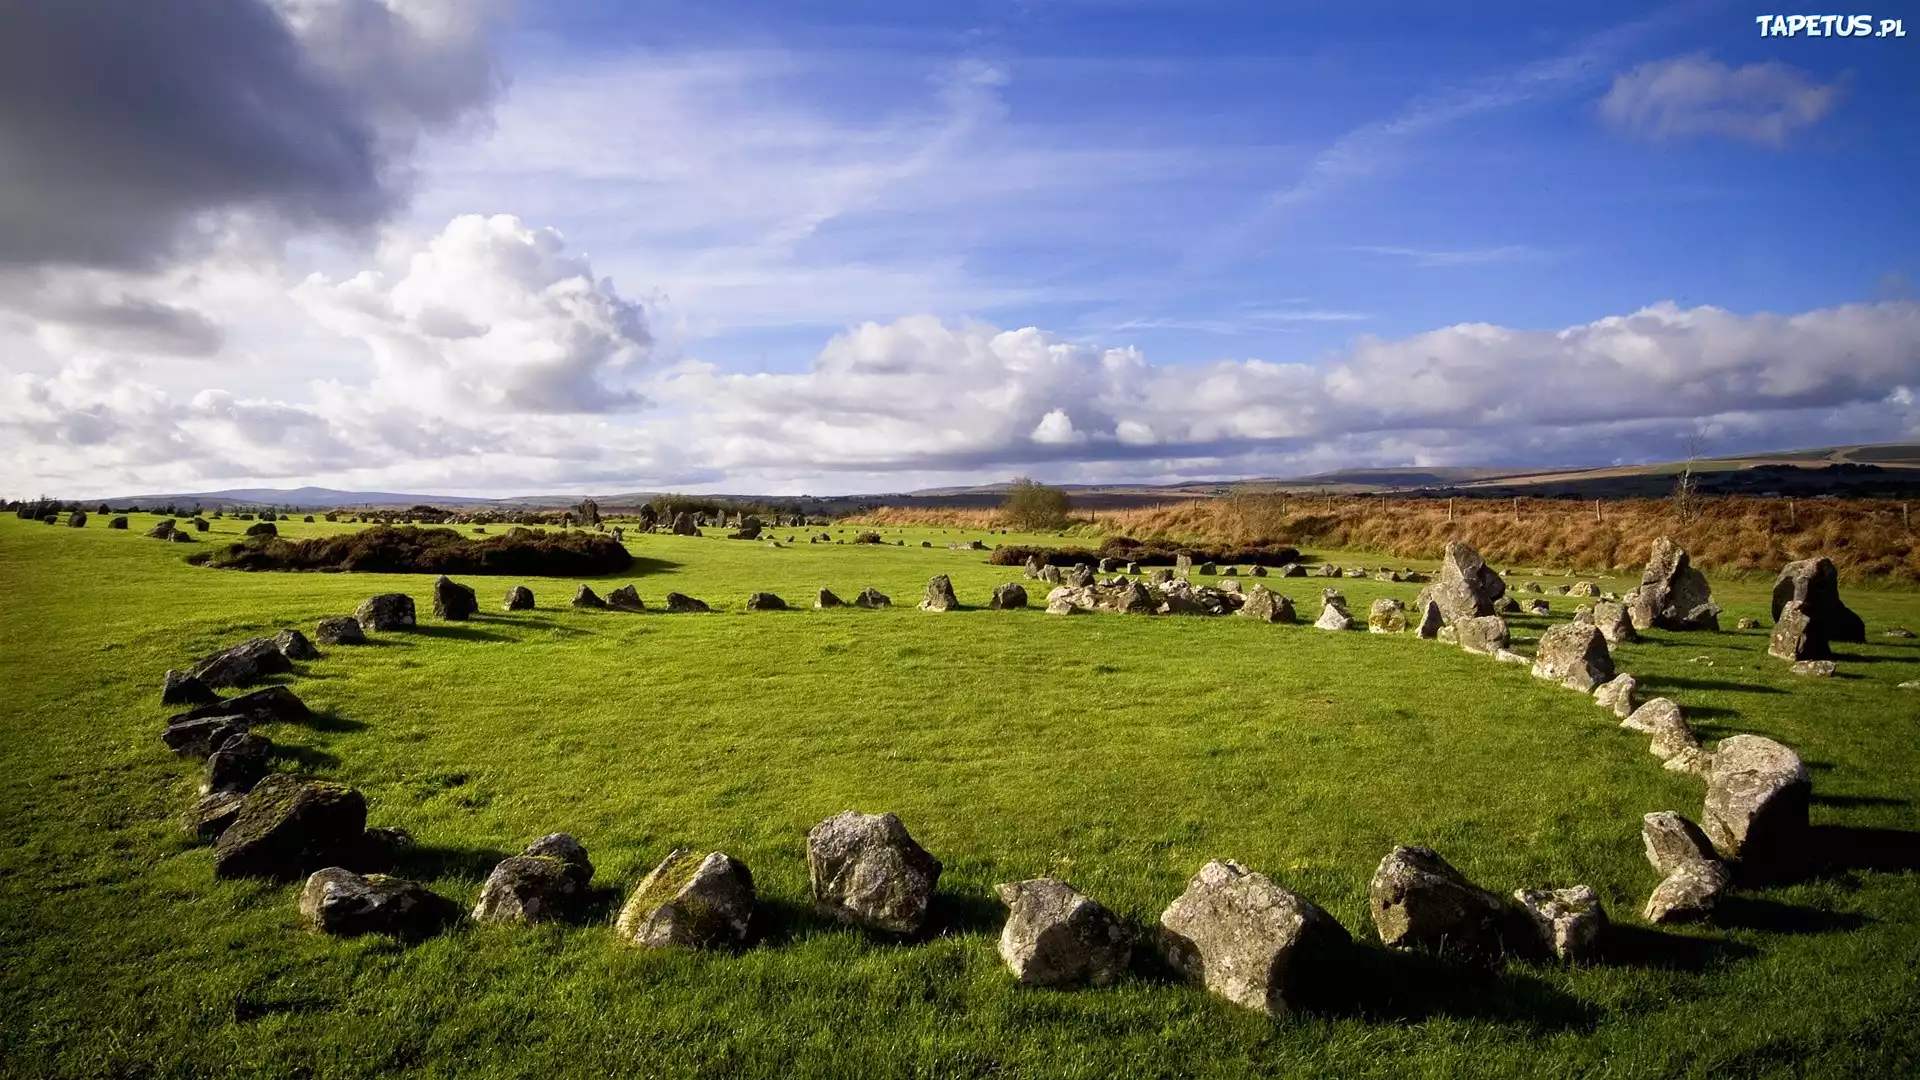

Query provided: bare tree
[1672,434,1705,523]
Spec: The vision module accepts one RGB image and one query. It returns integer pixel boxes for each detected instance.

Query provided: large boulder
[213,775,368,879]
[1703,735,1810,867]
[108,516,129,529]
[503,585,535,611]
[431,576,477,620]
[1530,623,1614,692]
[1368,598,1407,634]
[300,868,453,938]
[1236,584,1295,624]
[919,575,959,612]
[1768,600,1823,662]
[664,592,710,613]
[854,587,891,609]
[1585,601,1638,644]
[162,716,251,758]
[146,519,177,539]
[1103,580,1159,615]
[1368,846,1512,963]
[67,510,87,527]
[995,878,1130,988]
[1627,538,1721,631]
[746,591,788,611]
[472,834,595,924]
[356,593,417,631]
[989,583,1028,610]
[1414,541,1506,624]
[167,684,310,728]
[191,637,295,688]
[671,512,699,536]
[607,585,646,611]
[161,669,219,707]
[807,811,942,934]
[202,731,272,795]
[1158,860,1350,1018]
[1453,615,1510,657]
[617,849,757,948]
[1770,557,1865,647]
[274,629,319,661]
[315,617,366,645]
[1314,598,1353,631]
[1512,886,1606,963]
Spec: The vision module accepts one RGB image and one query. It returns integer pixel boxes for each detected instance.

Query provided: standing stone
[989,583,1028,609]
[1627,538,1721,631]
[108,516,129,529]
[1249,564,1267,577]
[995,878,1130,988]
[274,628,319,661]
[815,588,844,609]
[1413,541,1506,624]
[1237,584,1295,624]
[431,576,477,620]
[356,593,416,631]
[473,834,594,924]
[607,585,646,611]
[498,586,532,611]
[213,775,368,879]
[1024,555,1046,579]
[1415,599,1443,639]
[746,591,787,611]
[300,868,451,937]
[855,587,891,609]
[146,519,177,539]
[1068,564,1095,588]
[1585,601,1637,643]
[1367,598,1407,634]
[1197,562,1216,576]
[1174,554,1193,578]
[1127,562,1141,575]
[1368,846,1512,963]
[572,585,608,609]
[664,592,710,613]
[67,510,87,527]
[1512,886,1606,963]
[1150,567,1172,584]
[1531,623,1614,692]
[315,616,366,645]
[1593,674,1637,718]
[1097,558,1116,574]
[671,512,700,536]
[1771,557,1865,647]
[192,637,294,688]
[1454,615,1510,657]
[807,811,942,934]
[1041,565,1063,585]
[617,848,757,948]
[1158,860,1350,1018]
[1768,600,1823,661]
[1703,735,1810,867]
[919,575,959,612]
[162,669,219,707]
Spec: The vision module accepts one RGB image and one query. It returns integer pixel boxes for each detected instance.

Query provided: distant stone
[1527,599,1551,615]
[431,576,477,620]
[183,790,247,841]
[746,591,787,611]
[1314,563,1339,577]
[1513,886,1606,963]
[1494,596,1520,614]
[1198,562,1216,575]
[989,583,1028,609]
[919,574,959,612]
[214,775,368,879]
[1568,582,1600,597]
[815,588,844,609]
[504,585,535,611]
[1105,580,1159,615]
[1703,734,1810,866]
[664,592,710,613]
[855,587,891,609]
[108,516,129,529]
[617,848,757,948]
[66,510,87,527]
[300,868,452,937]
[146,519,177,539]
[1790,659,1836,677]
[1454,615,1510,657]
[274,628,319,661]
[995,878,1130,988]
[1885,627,1915,639]
[807,810,942,934]
[1369,846,1511,964]
[671,512,699,536]
[1068,564,1095,588]
[192,637,294,688]
[203,731,272,795]
[356,593,417,631]
[1237,584,1295,624]
[245,521,277,538]
[1345,568,1368,579]
[315,617,366,645]
[1736,617,1759,630]
[1368,598,1407,633]
[1415,599,1443,639]
[572,585,607,609]
[162,669,219,707]
[1626,537,1721,631]
[607,585,646,611]
[1041,565,1064,585]
[1531,623,1614,692]
[1644,860,1731,924]
[1771,557,1865,648]
[1158,860,1350,1018]
[1593,674,1637,718]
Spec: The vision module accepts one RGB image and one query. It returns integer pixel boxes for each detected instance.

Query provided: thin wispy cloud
[1599,53,1842,147]
[1349,245,1546,268]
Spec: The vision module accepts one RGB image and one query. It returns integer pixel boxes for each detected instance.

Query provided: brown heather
[850,494,1920,582]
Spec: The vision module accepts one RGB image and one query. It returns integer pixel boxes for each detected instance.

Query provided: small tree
[1672,435,1704,523]
[1002,477,1070,531]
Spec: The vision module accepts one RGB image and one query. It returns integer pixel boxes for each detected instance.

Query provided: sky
[1,0,1917,498]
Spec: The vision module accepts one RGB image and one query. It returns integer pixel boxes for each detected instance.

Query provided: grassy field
[2,514,1918,1079]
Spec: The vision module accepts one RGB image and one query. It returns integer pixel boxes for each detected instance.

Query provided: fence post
[1448,497,1454,523]
[1789,499,1796,527]
[1512,496,1519,519]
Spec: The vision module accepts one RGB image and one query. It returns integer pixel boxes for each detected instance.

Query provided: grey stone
[572,585,607,608]
[1643,811,1719,876]
[192,637,294,689]
[855,587,891,609]
[162,669,219,707]
[1769,600,1822,661]
[815,588,844,609]
[1703,735,1810,866]
[919,575,959,612]
[315,617,366,645]
[746,591,787,611]
[202,731,272,795]
[1589,601,1638,644]
[504,586,535,610]
[1413,541,1506,624]
[1621,697,1685,736]
[1368,846,1511,963]
[617,849,757,948]
[1513,886,1606,963]
[1790,659,1836,677]
[1314,602,1353,631]
[1158,860,1350,1018]
[1592,674,1637,718]
[274,629,319,661]
[1627,538,1721,631]
[664,592,710,613]
[1367,598,1407,634]
[607,584,646,610]
[356,593,416,631]
[995,878,1130,987]
[1530,623,1614,692]
[1771,557,1865,646]
[1644,860,1731,925]
[300,868,451,937]
[214,775,368,879]
[807,811,942,934]
[431,576,477,620]
[1237,584,1295,624]
[1415,599,1443,639]
[183,790,247,841]
[1454,615,1510,657]
[473,855,587,924]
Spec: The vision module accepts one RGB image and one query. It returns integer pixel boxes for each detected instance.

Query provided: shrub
[852,531,884,545]
[987,539,1301,568]
[190,525,633,576]
[1002,478,1071,531]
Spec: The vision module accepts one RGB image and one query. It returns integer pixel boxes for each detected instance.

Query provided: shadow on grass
[295,709,368,734]
[1803,825,1920,877]
[407,623,515,643]
[578,884,627,926]
[1812,793,1911,809]
[1308,946,1603,1033]
[1828,651,1897,665]
[1713,897,1870,935]
[1597,924,1757,972]
[270,743,341,771]
[1635,676,1785,695]
[746,888,1004,948]
[397,841,512,883]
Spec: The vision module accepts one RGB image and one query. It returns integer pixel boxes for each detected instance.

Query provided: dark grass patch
[189,525,634,576]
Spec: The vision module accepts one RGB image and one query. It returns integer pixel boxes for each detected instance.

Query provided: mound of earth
[189,525,633,576]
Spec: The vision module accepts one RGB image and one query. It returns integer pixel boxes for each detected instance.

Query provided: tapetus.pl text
[1755,14,1905,37]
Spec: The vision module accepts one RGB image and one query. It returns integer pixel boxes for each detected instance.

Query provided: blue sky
[1,0,1916,496]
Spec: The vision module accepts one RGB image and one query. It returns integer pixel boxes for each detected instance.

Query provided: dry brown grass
[850,495,1920,581]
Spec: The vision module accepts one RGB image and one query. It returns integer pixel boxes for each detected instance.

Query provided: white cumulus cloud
[1599,54,1840,146]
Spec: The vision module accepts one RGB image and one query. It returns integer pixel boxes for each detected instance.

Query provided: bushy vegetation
[989,536,1302,568]
[189,525,633,576]
[1000,478,1071,531]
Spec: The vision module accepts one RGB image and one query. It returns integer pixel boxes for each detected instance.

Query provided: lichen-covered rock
[1644,860,1731,924]
[1768,599,1823,661]
[1368,846,1511,963]
[1589,601,1638,644]
[1314,602,1353,631]
[744,591,787,611]
[617,848,757,948]
[147,519,177,539]
[274,628,319,661]
[162,668,219,707]
[183,790,247,840]
[855,587,891,609]
[1771,557,1865,648]
[607,584,646,611]
[1415,599,1443,639]
[1621,696,1683,735]
[202,731,272,794]
[214,775,368,879]
[300,867,452,937]
[1236,584,1295,624]
[191,637,294,688]
[1513,886,1606,963]
[162,716,251,758]
[1368,598,1407,634]
[1158,860,1350,1017]
[919,575,959,612]
[1643,812,1719,876]
[1703,735,1810,866]
[1531,623,1614,692]
[815,588,844,609]
[989,583,1028,610]
[572,585,607,609]
[1454,615,1510,657]
[1628,538,1721,631]
[167,685,309,727]
[807,811,942,934]
[1414,541,1507,624]
[356,593,416,631]
[315,617,366,645]
[1789,659,1835,677]
[431,576,477,620]
[1593,674,1637,718]
[503,585,535,610]
[472,857,585,923]
[994,878,1130,988]
[664,592,710,613]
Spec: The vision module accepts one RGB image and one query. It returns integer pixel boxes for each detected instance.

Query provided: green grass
[3,514,1919,1079]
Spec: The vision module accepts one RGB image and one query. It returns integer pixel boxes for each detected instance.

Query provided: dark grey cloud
[0,0,501,270]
